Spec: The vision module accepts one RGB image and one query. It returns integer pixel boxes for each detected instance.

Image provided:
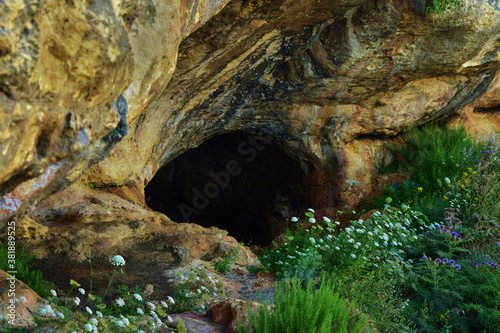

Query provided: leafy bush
[0,243,50,297]
[238,276,370,333]
[170,267,225,313]
[426,0,466,18]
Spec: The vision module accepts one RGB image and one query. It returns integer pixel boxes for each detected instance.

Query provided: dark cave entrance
[145,132,305,246]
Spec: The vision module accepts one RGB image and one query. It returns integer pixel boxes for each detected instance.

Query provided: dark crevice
[145,132,305,246]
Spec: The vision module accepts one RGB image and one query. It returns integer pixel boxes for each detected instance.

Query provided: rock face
[0,0,230,223]
[1,0,500,297]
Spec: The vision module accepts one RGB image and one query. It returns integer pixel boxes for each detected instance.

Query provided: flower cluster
[423,256,461,270]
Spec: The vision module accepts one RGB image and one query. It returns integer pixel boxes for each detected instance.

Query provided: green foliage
[0,244,50,298]
[170,267,225,313]
[426,0,466,18]
[405,257,500,332]
[103,285,147,317]
[387,124,481,196]
[214,248,238,274]
[237,276,370,333]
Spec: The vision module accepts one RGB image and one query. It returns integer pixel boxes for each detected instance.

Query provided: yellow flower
[472,171,476,175]
[417,187,423,192]
[443,195,449,201]
[467,167,472,171]
[461,184,465,189]
[463,172,468,177]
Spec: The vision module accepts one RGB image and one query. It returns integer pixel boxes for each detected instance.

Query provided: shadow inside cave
[145,132,305,246]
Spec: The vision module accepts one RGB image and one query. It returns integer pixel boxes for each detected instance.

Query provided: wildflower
[50,289,57,297]
[137,308,144,315]
[90,318,98,326]
[96,311,103,318]
[115,320,125,327]
[133,293,143,301]
[422,256,428,260]
[347,238,354,243]
[350,254,356,258]
[309,217,316,223]
[323,216,331,223]
[443,258,449,263]
[86,306,93,315]
[146,302,156,310]
[78,288,85,295]
[335,246,340,250]
[122,317,130,326]
[435,258,442,263]
[116,298,125,307]
[84,324,93,332]
[291,217,298,222]
[455,264,461,270]
[449,259,455,265]
[307,208,315,213]
[443,195,448,201]
[374,242,379,247]
[435,224,441,229]
[335,221,340,225]
[493,264,498,268]
[19,296,27,303]
[167,315,174,323]
[481,261,487,265]
[39,308,47,316]
[444,177,451,184]
[473,262,479,266]
[417,187,423,192]
[109,255,126,267]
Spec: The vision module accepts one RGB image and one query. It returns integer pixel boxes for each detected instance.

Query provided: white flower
[137,308,144,315]
[367,231,373,236]
[335,246,340,250]
[146,302,156,310]
[335,221,340,225]
[84,323,93,332]
[78,288,85,295]
[74,298,82,306]
[50,289,57,297]
[86,306,92,315]
[356,229,364,233]
[56,312,64,319]
[44,305,53,313]
[96,311,103,318]
[137,331,145,333]
[90,318,98,326]
[291,217,299,222]
[109,255,126,267]
[323,216,331,223]
[354,244,359,249]
[19,296,27,303]
[150,311,158,318]
[167,296,175,305]
[309,217,316,223]
[347,238,354,243]
[167,315,173,323]
[160,301,168,308]
[39,308,47,316]
[115,298,125,307]
[350,254,356,258]
[307,208,315,213]
[115,320,125,327]
[309,237,315,244]
[133,293,142,301]
[374,242,379,247]
[122,317,130,326]
[444,177,451,184]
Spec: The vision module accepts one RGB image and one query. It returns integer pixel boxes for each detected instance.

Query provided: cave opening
[145,132,305,246]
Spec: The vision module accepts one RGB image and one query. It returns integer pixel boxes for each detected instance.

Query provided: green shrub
[0,243,50,297]
[404,256,500,332]
[237,276,370,333]
[426,0,466,18]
